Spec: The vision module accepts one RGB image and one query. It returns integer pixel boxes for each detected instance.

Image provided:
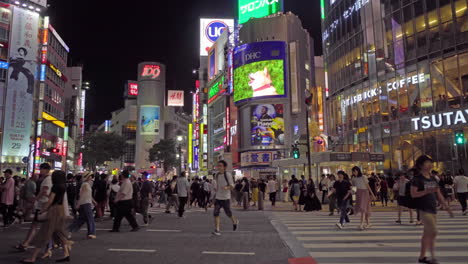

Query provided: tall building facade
[236,13,314,179]
[322,0,468,174]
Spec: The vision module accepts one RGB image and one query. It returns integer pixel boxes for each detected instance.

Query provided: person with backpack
[212,160,239,236]
[411,155,454,264]
[453,169,468,215]
[130,176,141,216]
[165,176,179,214]
[394,173,414,224]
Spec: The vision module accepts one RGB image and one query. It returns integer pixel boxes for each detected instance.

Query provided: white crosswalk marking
[272,211,468,264]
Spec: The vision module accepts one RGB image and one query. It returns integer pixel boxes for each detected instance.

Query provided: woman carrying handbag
[21,171,73,264]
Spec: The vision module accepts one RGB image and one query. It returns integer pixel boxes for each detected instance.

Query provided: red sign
[128,83,138,96]
[167,90,184,106]
[141,65,161,79]
[56,137,64,156]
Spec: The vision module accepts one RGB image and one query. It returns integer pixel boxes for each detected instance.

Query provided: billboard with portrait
[251,104,284,146]
[1,7,39,157]
[234,41,286,103]
[139,105,160,135]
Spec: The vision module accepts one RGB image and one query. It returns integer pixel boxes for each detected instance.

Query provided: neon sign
[238,0,283,24]
[412,109,468,131]
[208,76,225,104]
[49,63,62,78]
[341,73,427,107]
[141,65,161,79]
[323,0,369,41]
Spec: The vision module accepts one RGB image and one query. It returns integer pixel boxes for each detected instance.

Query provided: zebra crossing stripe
[308,251,468,258]
[297,234,468,241]
[292,230,468,235]
[303,242,468,249]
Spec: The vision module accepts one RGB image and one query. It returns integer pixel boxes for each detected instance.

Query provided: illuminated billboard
[200,18,234,56]
[208,76,225,104]
[238,0,284,24]
[167,90,184,106]
[2,7,39,157]
[139,105,160,135]
[127,82,138,97]
[251,104,284,146]
[233,41,286,103]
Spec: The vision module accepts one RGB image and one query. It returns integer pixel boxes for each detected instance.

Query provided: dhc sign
[412,109,468,131]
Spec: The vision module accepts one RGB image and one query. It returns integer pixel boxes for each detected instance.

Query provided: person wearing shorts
[212,160,239,236]
[411,155,453,264]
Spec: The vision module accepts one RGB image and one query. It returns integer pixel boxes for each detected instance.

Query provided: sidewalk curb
[267,212,310,258]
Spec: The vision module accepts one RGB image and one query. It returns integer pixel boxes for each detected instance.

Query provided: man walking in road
[212,160,239,236]
[176,172,190,218]
[0,169,15,227]
[140,173,154,225]
[267,177,277,207]
[110,171,139,232]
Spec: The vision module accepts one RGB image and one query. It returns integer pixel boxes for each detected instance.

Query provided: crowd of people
[1,156,467,264]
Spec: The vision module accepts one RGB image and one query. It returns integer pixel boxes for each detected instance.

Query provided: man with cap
[14,163,51,251]
[110,171,139,232]
[0,169,15,226]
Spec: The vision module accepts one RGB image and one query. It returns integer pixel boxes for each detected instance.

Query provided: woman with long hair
[411,155,453,264]
[351,166,376,230]
[21,171,73,263]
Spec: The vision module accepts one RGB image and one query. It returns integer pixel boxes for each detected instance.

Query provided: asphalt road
[0,206,292,264]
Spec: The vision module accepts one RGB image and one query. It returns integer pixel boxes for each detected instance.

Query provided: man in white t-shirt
[15,163,51,251]
[212,160,239,236]
[453,169,468,215]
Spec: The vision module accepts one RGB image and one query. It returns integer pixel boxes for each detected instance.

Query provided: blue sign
[0,61,9,69]
[40,64,46,81]
[205,21,228,43]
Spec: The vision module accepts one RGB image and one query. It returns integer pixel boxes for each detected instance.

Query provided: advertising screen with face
[251,104,284,146]
[234,41,286,103]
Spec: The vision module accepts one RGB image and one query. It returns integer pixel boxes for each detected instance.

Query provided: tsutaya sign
[341,73,427,107]
[412,109,468,131]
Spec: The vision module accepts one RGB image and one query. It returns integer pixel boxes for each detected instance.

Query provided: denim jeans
[68,203,96,235]
[339,199,350,225]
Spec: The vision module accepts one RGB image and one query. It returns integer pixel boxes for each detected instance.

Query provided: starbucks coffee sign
[412,109,468,131]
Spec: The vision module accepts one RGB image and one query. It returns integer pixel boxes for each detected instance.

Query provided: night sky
[46,0,321,126]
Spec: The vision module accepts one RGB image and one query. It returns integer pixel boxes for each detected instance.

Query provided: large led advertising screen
[238,0,284,24]
[234,41,286,103]
[251,104,284,146]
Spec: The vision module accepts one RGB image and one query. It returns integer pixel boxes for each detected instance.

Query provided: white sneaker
[336,223,343,229]
[212,230,221,236]
[463,210,467,216]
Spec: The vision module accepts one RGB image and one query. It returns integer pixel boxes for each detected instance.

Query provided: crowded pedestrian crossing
[272,211,468,264]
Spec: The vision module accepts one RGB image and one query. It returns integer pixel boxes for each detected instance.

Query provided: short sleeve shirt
[117,178,133,201]
[411,175,438,214]
[352,176,368,190]
[454,176,468,193]
[214,172,234,200]
[333,180,351,203]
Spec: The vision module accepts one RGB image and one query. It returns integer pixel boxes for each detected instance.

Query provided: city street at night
[1,0,468,263]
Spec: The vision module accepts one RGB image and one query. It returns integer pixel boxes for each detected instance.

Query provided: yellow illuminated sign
[42,112,65,128]
[48,63,62,78]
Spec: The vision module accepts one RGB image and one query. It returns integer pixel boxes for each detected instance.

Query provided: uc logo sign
[205,21,228,43]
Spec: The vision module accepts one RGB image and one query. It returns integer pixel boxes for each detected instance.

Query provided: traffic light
[292,144,300,159]
[455,130,466,145]
[47,147,60,154]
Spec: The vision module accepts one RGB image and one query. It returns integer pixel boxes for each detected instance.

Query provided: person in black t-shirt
[410,155,454,264]
[329,171,352,229]
[139,173,154,225]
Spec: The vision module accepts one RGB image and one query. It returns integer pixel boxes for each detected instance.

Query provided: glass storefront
[322,0,468,174]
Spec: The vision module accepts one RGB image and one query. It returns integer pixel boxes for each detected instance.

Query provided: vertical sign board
[139,105,160,135]
[238,0,284,24]
[2,7,39,158]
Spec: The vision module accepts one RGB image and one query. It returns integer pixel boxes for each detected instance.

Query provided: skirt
[32,204,69,249]
[251,188,259,202]
[355,189,372,215]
